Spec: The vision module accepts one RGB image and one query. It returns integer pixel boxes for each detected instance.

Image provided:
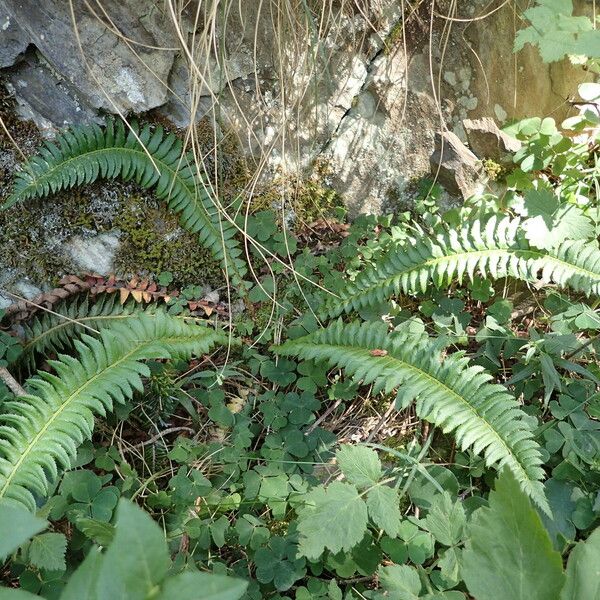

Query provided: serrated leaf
[0,501,47,561]
[561,526,600,600]
[28,532,67,571]
[424,493,466,547]
[297,482,368,559]
[336,445,382,488]
[461,470,564,600]
[366,486,401,537]
[96,499,171,600]
[155,572,248,600]
[378,564,421,599]
[61,548,104,600]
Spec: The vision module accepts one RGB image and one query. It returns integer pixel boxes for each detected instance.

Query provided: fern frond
[0,311,226,511]
[321,217,600,318]
[276,320,550,514]
[18,294,136,369]
[17,295,205,370]
[4,120,247,284]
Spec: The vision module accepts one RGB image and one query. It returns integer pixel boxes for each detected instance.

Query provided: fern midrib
[0,333,201,499]
[301,341,534,481]
[329,246,600,312]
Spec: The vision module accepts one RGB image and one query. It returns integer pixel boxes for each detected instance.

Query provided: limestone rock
[430,131,486,200]
[64,233,120,276]
[463,118,521,164]
[0,0,177,122]
[0,8,28,68]
[6,51,103,131]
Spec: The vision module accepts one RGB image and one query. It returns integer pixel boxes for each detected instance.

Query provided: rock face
[430,131,485,200]
[0,0,177,128]
[0,0,595,298]
[463,118,522,164]
[0,0,592,210]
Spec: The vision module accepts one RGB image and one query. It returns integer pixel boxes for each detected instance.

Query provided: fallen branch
[0,366,26,396]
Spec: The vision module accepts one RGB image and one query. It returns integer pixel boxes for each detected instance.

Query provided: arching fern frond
[320,217,600,318]
[17,294,137,369]
[4,120,247,284]
[276,320,550,514]
[16,294,208,371]
[0,311,226,511]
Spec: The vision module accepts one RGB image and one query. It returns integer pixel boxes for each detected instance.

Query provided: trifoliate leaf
[424,493,466,547]
[0,501,47,561]
[336,445,382,488]
[28,532,67,572]
[520,188,558,219]
[461,470,564,600]
[377,564,421,599]
[366,486,401,537]
[561,526,600,600]
[522,190,593,250]
[297,482,368,559]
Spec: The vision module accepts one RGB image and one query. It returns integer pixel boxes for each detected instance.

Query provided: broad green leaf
[0,501,47,561]
[336,445,382,488]
[155,572,248,600]
[461,470,564,600]
[96,499,171,600]
[366,486,401,537]
[424,493,466,547]
[28,532,67,571]
[561,526,600,600]
[541,478,576,550]
[61,548,104,600]
[0,590,41,599]
[378,564,421,599]
[297,482,368,559]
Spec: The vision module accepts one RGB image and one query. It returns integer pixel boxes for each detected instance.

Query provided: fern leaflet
[4,120,247,284]
[321,217,600,318]
[0,311,226,511]
[276,319,550,514]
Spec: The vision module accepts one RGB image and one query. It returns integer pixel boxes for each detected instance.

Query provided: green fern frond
[0,311,226,511]
[17,295,207,370]
[18,294,136,369]
[276,319,550,514]
[4,120,247,284]
[321,217,600,318]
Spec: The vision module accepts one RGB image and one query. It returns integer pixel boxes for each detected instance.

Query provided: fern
[17,294,206,370]
[321,217,600,318]
[3,120,247,284]
[276,319,550,514]
[0,311,226,511]
[17,294,135,369]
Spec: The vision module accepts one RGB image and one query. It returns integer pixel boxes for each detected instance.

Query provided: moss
[0,104,246,290]
[250,163,343,231]
[0,178,122,285]
[112,194,223,288]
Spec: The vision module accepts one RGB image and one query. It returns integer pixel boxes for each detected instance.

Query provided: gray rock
[463,117,521,164]
[430,131,486,199]
[64,233,120,276]
[1,0,177,120]
[6,51,103,131]
[0,8,28,68]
